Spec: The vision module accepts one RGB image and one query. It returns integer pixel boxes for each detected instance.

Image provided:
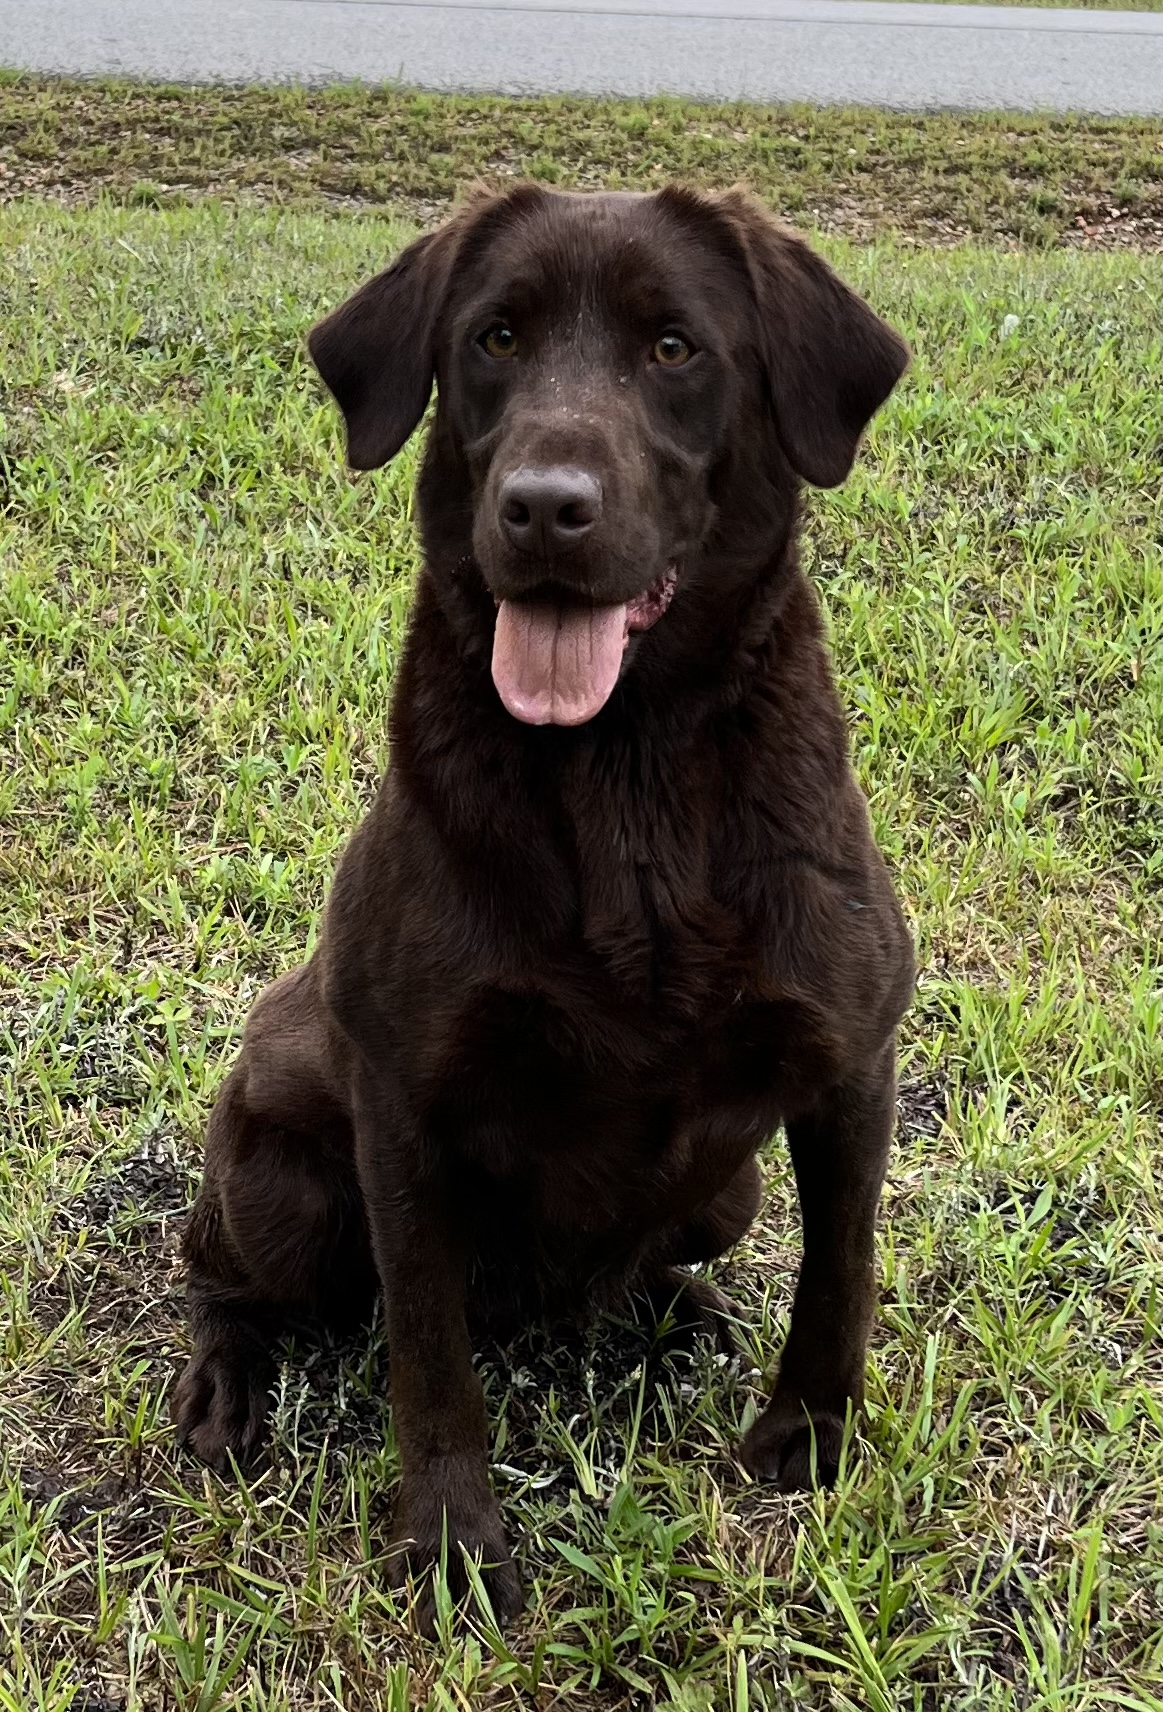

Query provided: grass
[0,77,1159,253]
[0,179,1159,1710]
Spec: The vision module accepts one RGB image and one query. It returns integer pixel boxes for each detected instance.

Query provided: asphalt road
[2,0,1160,114]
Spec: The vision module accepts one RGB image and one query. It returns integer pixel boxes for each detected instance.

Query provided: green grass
[0,193,1159,1711]
[0,77,1159,253]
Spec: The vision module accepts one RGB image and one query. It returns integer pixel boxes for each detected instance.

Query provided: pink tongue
[491,599,628,726]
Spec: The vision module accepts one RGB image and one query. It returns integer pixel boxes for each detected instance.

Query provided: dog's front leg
[740,1043,896,1491]
[353,1069,521,1633]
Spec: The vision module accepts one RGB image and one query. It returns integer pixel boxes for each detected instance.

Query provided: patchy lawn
[0,76,1158,253]
[0,188,1159,1711]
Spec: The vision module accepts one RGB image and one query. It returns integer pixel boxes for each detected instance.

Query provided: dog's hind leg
[174,964,372,1469]
[673,1155,764,1265]
[636,1156,765,1356]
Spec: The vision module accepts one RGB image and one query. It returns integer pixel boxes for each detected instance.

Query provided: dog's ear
[307,222,461,470]
[715,190,909,488]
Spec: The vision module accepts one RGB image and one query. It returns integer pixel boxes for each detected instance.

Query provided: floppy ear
[307,224,458,471]
[716,191,909,488]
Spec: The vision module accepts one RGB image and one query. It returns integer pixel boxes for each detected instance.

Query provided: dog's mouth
[491,565,678,727]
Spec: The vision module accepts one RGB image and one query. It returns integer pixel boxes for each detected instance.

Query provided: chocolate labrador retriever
[175,184,914,1629]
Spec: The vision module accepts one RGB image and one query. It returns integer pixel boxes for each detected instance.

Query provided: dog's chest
[423,969,825,1226]
[401,729,844,1211]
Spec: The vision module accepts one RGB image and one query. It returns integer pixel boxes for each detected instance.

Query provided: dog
[175,183,915,1632]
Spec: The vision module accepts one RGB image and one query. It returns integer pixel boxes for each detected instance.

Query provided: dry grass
[0,74,1158,252]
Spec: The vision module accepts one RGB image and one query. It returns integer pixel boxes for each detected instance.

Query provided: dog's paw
[174,1342,272,1472]
[644,1269,740,1360]
[387,1483,522,1636]
[739,1400,846,1491]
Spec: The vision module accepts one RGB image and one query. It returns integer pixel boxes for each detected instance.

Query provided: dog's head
[309,185,908,727]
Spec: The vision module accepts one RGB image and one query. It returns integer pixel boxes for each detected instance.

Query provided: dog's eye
[481,323,518,360]
[653,333,692,367]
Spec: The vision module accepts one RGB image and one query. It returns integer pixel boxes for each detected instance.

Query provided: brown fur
[176,185,915,1632]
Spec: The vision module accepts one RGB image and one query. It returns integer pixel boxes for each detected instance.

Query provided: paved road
[3,0,1160,114]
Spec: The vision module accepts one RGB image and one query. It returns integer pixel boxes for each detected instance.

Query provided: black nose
[499,466,602,557]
